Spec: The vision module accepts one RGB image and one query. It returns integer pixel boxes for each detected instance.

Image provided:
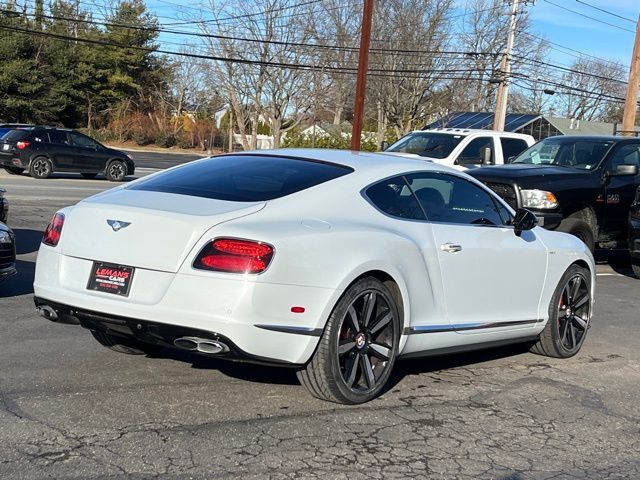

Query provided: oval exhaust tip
[173,337,199,351]
[197,340,229,355]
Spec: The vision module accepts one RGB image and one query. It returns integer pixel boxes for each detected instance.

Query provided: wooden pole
[493,0,520,131]
[622,16,640,136]
[351,0,374,151]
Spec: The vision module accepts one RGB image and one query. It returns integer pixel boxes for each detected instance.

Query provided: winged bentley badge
[107,219,131,232]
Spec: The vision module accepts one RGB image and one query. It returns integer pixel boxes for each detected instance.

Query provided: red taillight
[194,238,274,274]
[43,213,65,246]
[16,141,30,150]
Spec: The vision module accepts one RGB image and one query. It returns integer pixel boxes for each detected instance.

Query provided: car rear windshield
[1,129,30,142]
[128,154,354,202]
[385,132,464,159]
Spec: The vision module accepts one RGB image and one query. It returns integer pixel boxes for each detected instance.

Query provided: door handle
[441,243,462,253]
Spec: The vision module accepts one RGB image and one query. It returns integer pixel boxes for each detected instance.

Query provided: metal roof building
[426,112,617,140]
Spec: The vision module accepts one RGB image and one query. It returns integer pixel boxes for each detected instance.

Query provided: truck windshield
[386,132,463,159]
[512,138,614,170]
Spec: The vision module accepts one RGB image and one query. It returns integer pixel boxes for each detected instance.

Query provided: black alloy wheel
[531,264,591,358]
[297,277,400,404]
[29,157,52,179]
[106,160,127,182]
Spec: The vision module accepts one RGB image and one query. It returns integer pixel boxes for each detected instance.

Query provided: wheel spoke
[369,311,392,335]
[573,293,589,310]
[344,354,359,387]
[369,343,390,360]
[360,354,376,388]
[361,292,376,328]
[338,341,356,356]
[561,284,571,306]
[346,306,360,332]
[572,315,588,330]
[570,276,581,301]
[569,323,577,348]
[560,318,570,345]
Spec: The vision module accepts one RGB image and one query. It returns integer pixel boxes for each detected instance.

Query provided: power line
[542,0,635,34]
[574,0,636,24]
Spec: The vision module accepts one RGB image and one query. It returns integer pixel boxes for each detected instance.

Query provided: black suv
[0,221,16,282]
[469,135,640,251]
[0,127,135,181]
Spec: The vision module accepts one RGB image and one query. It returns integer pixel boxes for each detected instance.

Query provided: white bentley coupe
[34,149,595,404]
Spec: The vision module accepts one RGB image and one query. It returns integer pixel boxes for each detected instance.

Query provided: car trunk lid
[61,189,265,273]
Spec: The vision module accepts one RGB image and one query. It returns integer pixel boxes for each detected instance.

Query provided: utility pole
[493,0,520,131]
[622,15,640,136]
[351,0,374,151]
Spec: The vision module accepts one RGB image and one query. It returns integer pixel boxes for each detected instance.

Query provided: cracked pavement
[1,170,640,479]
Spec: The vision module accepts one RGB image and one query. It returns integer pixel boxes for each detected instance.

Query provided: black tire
[557,218,595,252]
[4,166,24,175]
[105,160,127,182]
[81,173,98,179]
[90,330,159,355]
[531,264,592,358]
[632,262,640,279]
[29,157,52,179]
[296,277,401,404]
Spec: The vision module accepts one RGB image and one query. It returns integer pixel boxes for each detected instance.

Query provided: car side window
[609,144,640,172]
[405,173,506,226]
[69,132,97,149]
[500,138,529,162]
[365,176,426,221]
[456,137,495,165]
[47,130,70,145]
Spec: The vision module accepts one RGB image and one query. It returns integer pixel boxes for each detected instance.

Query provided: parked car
[469,135,640,252]
[629,186,640,278]
[0,127,135,181]
[0,221,16,282]
[0,123,32,139]
[0,187,8,224]
[383,128,535,170]
[34,150,595,404]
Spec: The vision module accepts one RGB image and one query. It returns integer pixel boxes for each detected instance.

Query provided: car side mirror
[611,164,638,176]
[380,141,389,151]
[506,155,515,163]
[513,208,538,236]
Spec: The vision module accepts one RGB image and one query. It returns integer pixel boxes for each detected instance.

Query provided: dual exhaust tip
[173,336,230,355]
[37,305,229,356]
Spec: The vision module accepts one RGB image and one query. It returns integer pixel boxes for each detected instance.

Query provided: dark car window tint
[69,132,96,148]
[385,133,463,159]
[609,144,640,171]
[365,176,426,220]
[129,155,353,201]
[47,130,69,145]
[457,137,494,165]
[501,138,529,162]
[2,130,30,142]
[0,128,12,139]
[406,173,504,226]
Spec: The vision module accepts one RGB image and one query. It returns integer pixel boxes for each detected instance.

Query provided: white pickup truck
[383,128,535,170]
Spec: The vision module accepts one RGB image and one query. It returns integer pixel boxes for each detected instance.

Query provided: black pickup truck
[469,135,640,251]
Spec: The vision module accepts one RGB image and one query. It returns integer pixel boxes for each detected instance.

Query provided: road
[120,148,206,170]
[1,171,640,479]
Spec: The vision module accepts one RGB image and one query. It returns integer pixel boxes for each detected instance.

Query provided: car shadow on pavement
[14,228,43,255]
[0,259,35,297]
[594,249,636,278]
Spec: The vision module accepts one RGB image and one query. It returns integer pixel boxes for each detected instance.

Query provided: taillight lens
[43,213,65,246]
[193,238,274,274]
[16,141,30,150]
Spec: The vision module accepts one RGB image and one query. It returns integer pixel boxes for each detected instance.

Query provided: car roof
[542,135,634,142]
[407,128,532,137]
[227,149,462,178]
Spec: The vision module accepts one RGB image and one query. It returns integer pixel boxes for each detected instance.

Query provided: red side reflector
[43,213,65,246]
[291,306,305,313]
[16,141,30,150]
[193,238,274,274]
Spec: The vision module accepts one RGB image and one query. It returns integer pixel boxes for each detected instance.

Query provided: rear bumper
[34,247,336,365]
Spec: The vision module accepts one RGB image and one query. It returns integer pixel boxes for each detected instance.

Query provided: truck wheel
[557,218,595,252]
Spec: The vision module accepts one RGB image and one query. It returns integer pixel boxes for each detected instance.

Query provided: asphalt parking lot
[1,167,640,479]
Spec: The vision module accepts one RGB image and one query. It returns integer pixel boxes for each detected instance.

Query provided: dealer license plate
[87,262,134,296]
